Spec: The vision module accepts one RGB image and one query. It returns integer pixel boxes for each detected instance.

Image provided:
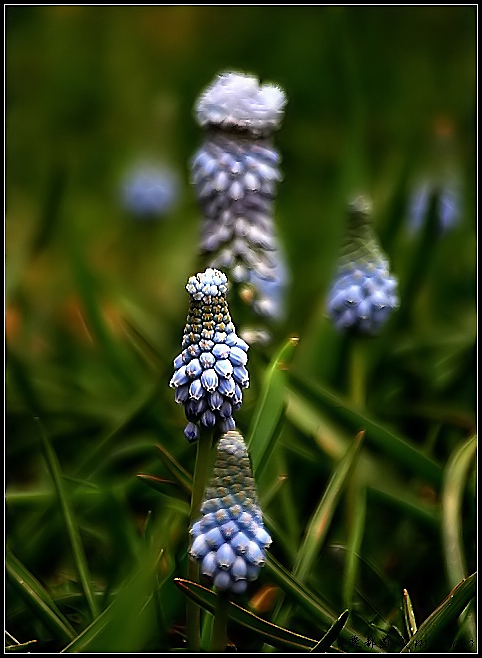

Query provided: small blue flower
[327,196,399,335]
[408,178,462,235]
[189,430,272,594]
[121,162,179,220]
[170,269,249,442]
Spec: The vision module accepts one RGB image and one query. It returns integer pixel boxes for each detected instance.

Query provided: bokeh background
[6,5,476,653]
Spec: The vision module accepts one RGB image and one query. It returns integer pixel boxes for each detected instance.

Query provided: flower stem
[211,590,229,652]
[349,337,366,408]
[186,429,214,652]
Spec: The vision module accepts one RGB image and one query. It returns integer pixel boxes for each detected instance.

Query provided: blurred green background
[6,5,476,653]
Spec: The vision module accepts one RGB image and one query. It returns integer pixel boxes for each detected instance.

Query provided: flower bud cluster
[169,269,249,442]
[189,430,271,594]
[327,196,399,335]
[191,71,288,319]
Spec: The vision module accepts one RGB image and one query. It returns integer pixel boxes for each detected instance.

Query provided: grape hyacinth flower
[407,177,462,235]
[121,162,180,220]
[169,268,249,443]
[189,429,271,594]
[190,71,288,315]
[327,196,399,335]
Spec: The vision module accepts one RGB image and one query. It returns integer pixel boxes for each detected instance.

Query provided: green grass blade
[265,555,381,651]
[36,418,99,619]
[247,337,299,477]
[294,431,365,583]
[174,578,318,651]
[289,371,442,486]
[62,543,165,652]
[310,609,349,652]
[402,588,418,638]
[5,550,76,642]
[343,483,366,609]
[441,434,476,589]
[400,573,476,652]
[155,442,193,495]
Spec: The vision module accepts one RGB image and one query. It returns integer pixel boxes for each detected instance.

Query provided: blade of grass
[310,609,349,652]
[61,558,159,652]
[36,417,99,620]
[402,588,417,638]
[246,337,299,478]
[271,432,364,636]
[295,431,365,582]
[441,433,476,640]
[174,578,318,651]
[441,434,476,588]
[289,370,442,486]
[342,483,366,609]
[266,553,381,651]
[155,442,193,496]
[400,573,476,652]
[5,550,76,642]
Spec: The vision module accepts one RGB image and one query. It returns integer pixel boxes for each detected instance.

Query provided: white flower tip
[194,70,287,135]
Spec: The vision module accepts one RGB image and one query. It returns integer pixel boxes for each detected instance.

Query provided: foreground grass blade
[174,577,318,651]
[310,609,349,652]
[441,433,476,640]
[62,556,161,653]
[441,434,476,589]
[266,555,380,651]
[295,431,365,582]
[155,442,193,495]
[5,551,76,642]
[271,432,364,637]
[36,418,99,620]
[289,371,442,486]
[402,588,417,638]
[400,573,476,652]
[247,337,299,478]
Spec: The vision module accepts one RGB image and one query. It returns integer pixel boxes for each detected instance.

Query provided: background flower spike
[327,195,399,335]
[190,70,289,322]
[189,429,272,594]
[170,268,249,442]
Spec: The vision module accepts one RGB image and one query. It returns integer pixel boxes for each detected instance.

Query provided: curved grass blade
[247,337,299,478]
[400,573,476,652]
[289,371,442,486]
[62,546,164,652]
[441,434,476,589]
[36,418,99,620]
[266,555,381,651]
[272,432,364,635]
[310,609,349,652]
[295,431,364,582]
[5,638,38,652]
[155,442,193,496]
[174,577,317,651]
[441,433,476,640]
[402,588,417,638]
[5,551,76,642]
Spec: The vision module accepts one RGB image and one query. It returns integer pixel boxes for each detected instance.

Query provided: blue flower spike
[189,429,272,594]
[190,71,288,319]
[170,268,249,442]
[327,196,399,335]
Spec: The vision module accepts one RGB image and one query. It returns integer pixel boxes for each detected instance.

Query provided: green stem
[186,429,214,652]
[349,337,366,408]
[210,591,229,652]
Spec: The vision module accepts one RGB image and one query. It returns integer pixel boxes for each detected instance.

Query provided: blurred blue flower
[170,269,249,442]
[408,178,462,235]
[189,429,271,594]
[190,71,289,316]
[121,163,180,220]
[327,196,399,335]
